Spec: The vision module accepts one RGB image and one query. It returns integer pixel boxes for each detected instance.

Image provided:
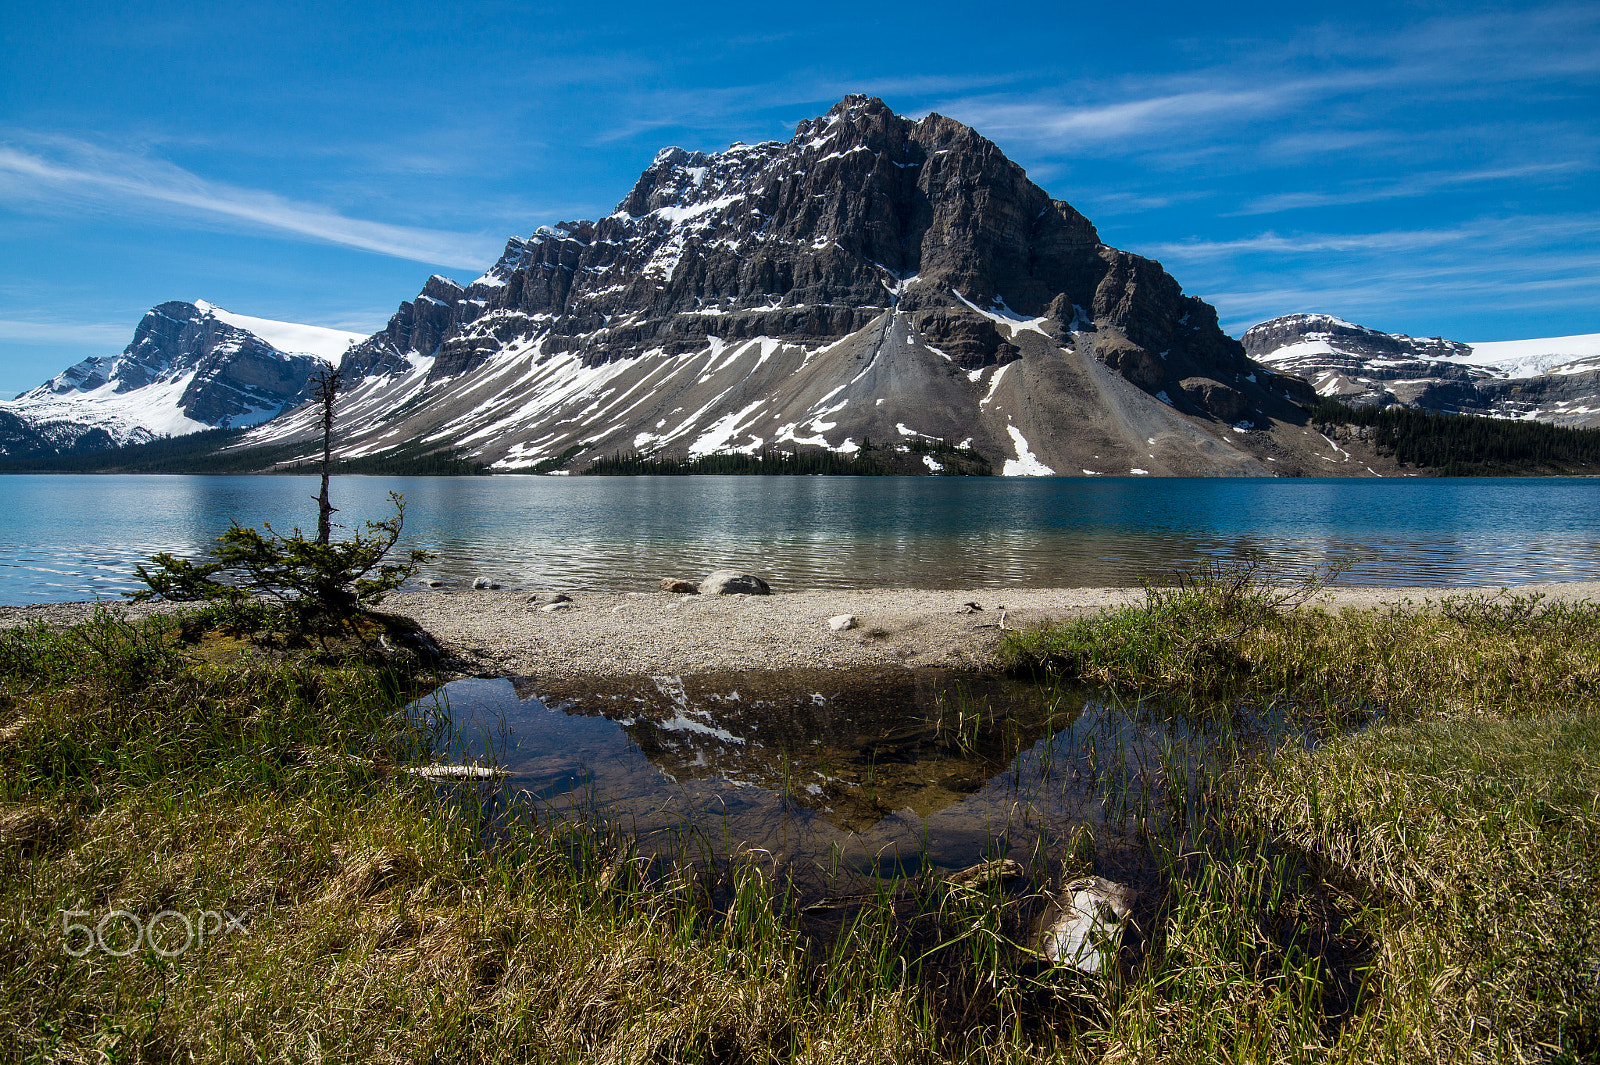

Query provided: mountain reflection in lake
[413,669,1252,897]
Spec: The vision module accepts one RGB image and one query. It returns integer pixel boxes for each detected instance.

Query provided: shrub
[129,491,431,644]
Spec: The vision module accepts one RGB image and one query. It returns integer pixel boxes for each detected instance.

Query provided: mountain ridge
[0,302,365,457]
[24,98,1590,477]
[1245,313,1600,427]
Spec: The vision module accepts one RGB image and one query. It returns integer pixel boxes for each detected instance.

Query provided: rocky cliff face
[0,302,340,456]
[249,95,1327,477]
[1245,314,1600,427]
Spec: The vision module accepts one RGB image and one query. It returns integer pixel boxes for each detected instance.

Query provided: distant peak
[826,94,890,118]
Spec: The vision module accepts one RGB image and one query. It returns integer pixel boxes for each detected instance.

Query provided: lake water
[2,473,1598,603]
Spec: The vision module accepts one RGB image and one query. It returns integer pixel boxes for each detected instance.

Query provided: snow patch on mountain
[1459,334,1600,377]
[194,301,367,363]
[5,374,211,446]
[1002,424,1055,476]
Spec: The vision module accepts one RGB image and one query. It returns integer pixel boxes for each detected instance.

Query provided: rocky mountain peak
[0,300,333,456]
[224,95,1335,477]
[1246,313,1600,426]
[1243,314,1470,363]
[354,96,1189,382]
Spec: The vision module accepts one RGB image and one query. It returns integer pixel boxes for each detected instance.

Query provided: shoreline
[5,580,1598,679]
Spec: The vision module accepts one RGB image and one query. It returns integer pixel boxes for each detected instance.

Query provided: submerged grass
[2,571,1596,1064]
[1003,563,1600,1063]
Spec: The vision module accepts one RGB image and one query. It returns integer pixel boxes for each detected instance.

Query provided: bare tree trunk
[312,367,343,544]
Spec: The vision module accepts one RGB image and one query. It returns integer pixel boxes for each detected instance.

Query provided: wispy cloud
[938,87,1285,149]
[1144,212,1600,336]
[1211,266,1600,338]
[1147,213,1600,262]
[0,318,132,346]
[1236,161,1593,215]
[923,3,1597,164]
[0,136,501,269]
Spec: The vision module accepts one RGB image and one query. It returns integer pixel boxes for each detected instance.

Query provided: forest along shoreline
[2,575,1598,1062]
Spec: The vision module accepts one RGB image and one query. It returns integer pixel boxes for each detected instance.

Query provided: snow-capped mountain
[242,95,1331,477]
[0,301,365,456]
[1244,314,1600,427]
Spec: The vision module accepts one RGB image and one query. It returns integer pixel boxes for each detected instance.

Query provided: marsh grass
[1004,566,1600,1063]
[0,610,948,1063]
[4,581,1597,1064]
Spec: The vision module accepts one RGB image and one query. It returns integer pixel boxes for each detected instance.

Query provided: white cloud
[1236,161,1593,215]
[0,318,133,346]
[1147,213,1600,262]
[939,88,1284,148]
[0,137,501,269]
[1147,214,1600,335]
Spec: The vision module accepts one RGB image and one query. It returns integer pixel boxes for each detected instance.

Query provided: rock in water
[828,614,858,632]
[701,570,770,595]
[472,577,500,590]
[1037,876,1137,973]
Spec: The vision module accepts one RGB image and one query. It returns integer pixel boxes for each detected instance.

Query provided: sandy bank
[5,582,1597,679]
[385,582,1600,677]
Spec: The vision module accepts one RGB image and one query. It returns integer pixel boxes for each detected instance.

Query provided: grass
[0,610,951,1063]
[1003,561,1600,1063]
[2,568,1597,1064]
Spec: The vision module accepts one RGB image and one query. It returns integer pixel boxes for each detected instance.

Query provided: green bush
[128,491,430,643]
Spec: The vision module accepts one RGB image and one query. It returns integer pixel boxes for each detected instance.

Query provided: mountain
[0,301,366,457]
[244,95,1347,477]
[1244,314,1600,428]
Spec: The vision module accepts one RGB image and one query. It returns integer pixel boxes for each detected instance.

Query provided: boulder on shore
[660,578,700,594]
[701,569,771,595]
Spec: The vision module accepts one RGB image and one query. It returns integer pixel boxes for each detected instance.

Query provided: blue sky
[1,0,1596,395]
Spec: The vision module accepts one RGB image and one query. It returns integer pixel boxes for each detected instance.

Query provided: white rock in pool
[1037,876,1136,973]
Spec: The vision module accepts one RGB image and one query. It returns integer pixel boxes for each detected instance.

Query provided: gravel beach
[9,581,1596,679]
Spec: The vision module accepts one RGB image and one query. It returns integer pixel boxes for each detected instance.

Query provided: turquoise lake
[2,474,1598,604]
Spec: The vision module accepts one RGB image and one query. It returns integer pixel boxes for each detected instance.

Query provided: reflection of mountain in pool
[534,669,1080,833]
[432,669,1078,835]
[418,671,1195,894]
